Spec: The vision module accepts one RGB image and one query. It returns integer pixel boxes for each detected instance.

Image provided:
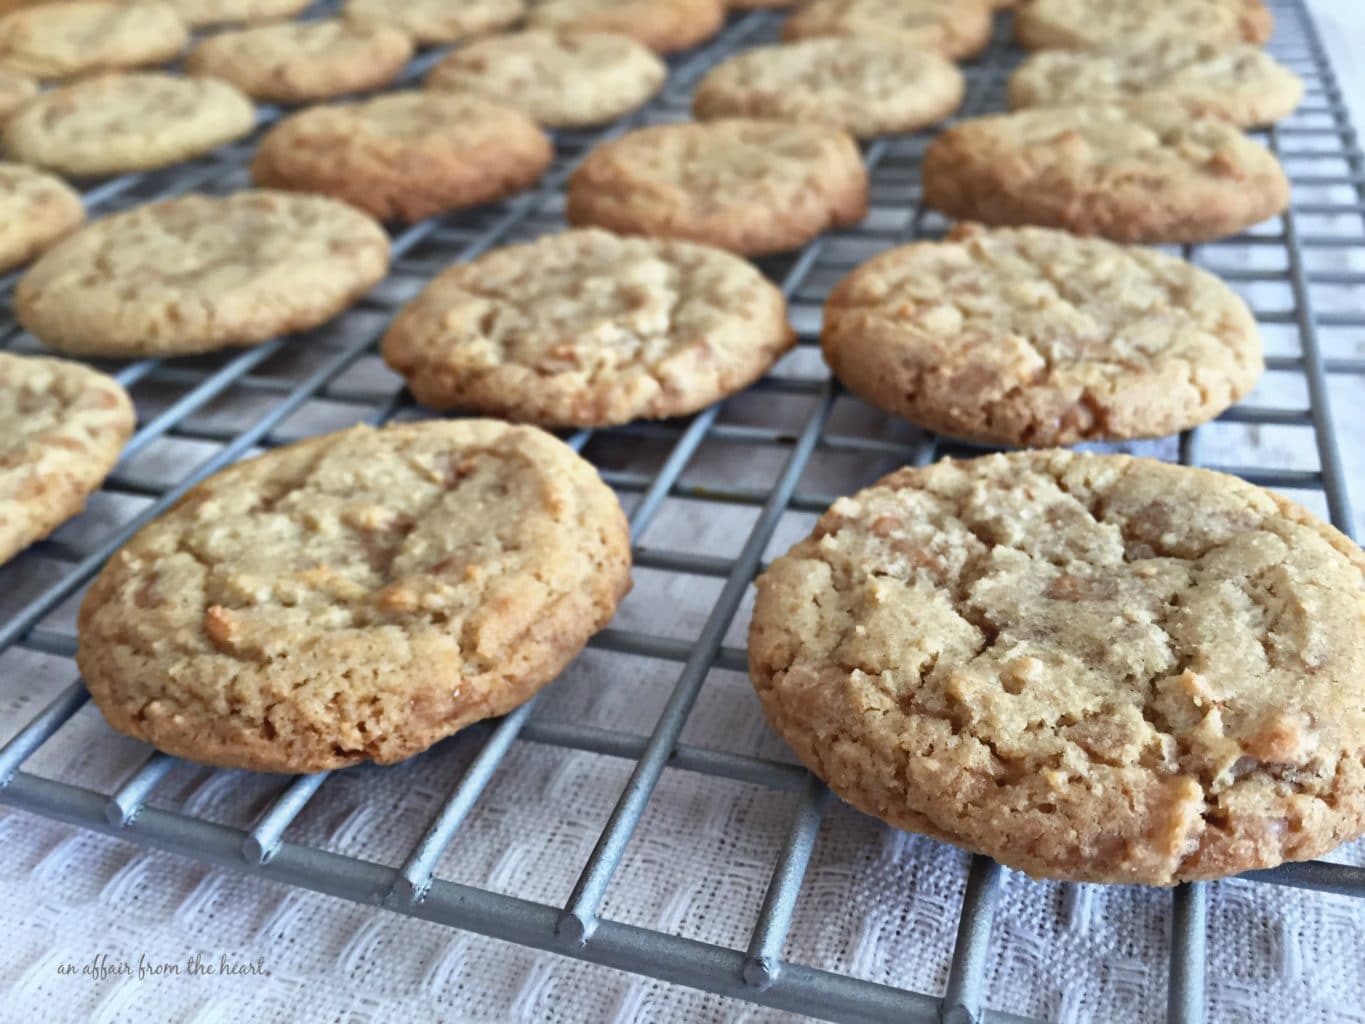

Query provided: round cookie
[344,0,523,47]
[77,419,632,773]
[187,19,414,103]
[425,30,665,129]
[780,0,993,61]
[0,2,187,81]
[163,0,310,29]
[0,351,134,567]
[0,162,84,274]
[250,91,553,224]
[381,229,796,426]
[567,119,868,256]
[693,38,964,140]
[921,102,1290,244]
[0,68,35,122]
[1008,40,1303,129]
[527,0,723,55]
[750,449,1365,885]
[1014,0,1273,50]
[16,190,390,357]
[821,224,1262,447]
[2,72,254,176]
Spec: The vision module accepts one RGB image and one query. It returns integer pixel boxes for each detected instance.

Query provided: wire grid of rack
[1,1,1363,1022]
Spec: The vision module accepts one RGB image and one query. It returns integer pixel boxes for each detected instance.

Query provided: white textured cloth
[2,1,1365,1020]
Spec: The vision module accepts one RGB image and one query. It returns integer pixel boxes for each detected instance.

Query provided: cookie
[780,0,993,61]
[381,228,795,426]
[187,18,414,103]
[16,190,389,357]
[0,67,35,121]
[1008,40,1303,129]
[77,419,632,773]
[527,0,723,55]
[921,102,1290,243]
[0,161,84,274]
[0,351,134,567]
[693,37,964,140]
[750,450,1365,885]
[2,72,254,176]
[250,91,553,224]
[567,119,868,256]
[425,29,665,129]
[1014,0,1273,50]
[344,0,523,47]
[163,0,310,29]
[822,224,1262,446]
[0,1,187,81]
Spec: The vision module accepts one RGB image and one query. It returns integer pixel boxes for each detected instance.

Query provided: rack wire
[1,2,1363,1022]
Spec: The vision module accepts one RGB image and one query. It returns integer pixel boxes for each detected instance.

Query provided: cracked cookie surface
[1014,0,1273,50]
[822,224,1262,446]
[567,119,868,256]
[749,450,1365,884]
[527,0,723,55]
[382,228,795,426]
[1,71,254,176]
[250,90,553,223]
[0,161,84,274]
[16,189,390,357]
[344,0,522,45]
[186,18,413,103]
[1008,39,1303,128]
[0,68,35,122]
[922,101,1290,243]
[426,29,665,129]
[780,0,992,61]
[693,37,963,139]
[165,0,310,29]
[78,419,632,773]
[0,1,187,80]
[0,351,133,566]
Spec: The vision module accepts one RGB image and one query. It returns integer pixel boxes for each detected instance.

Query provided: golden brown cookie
[0,161,83,273]
[1008,40,1303,128]
[0,351,133,566]
[2,71,254,176]
[527,0,724,55]
[187,18,414,103]
[16,190,390,357]
[0,1,187,80]
[344,0,523,47]
[567,119,868,256]
[750,450,1365,885]
[693,37,964,139]
[381,228,795,426]
[781,0,993,61]
[0,67,35,121]
[425,30,665,129]
[822,224,1262,446]
[921,102,1290,243]
[77,419,632,774]
[163,0,310,29]
[250,90,553,223]
[1014,0,1273,50]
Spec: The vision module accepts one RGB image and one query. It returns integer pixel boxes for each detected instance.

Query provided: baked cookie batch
[2,0,1363,888]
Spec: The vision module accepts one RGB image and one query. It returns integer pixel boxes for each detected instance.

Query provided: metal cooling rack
[1,2,1363,1022]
